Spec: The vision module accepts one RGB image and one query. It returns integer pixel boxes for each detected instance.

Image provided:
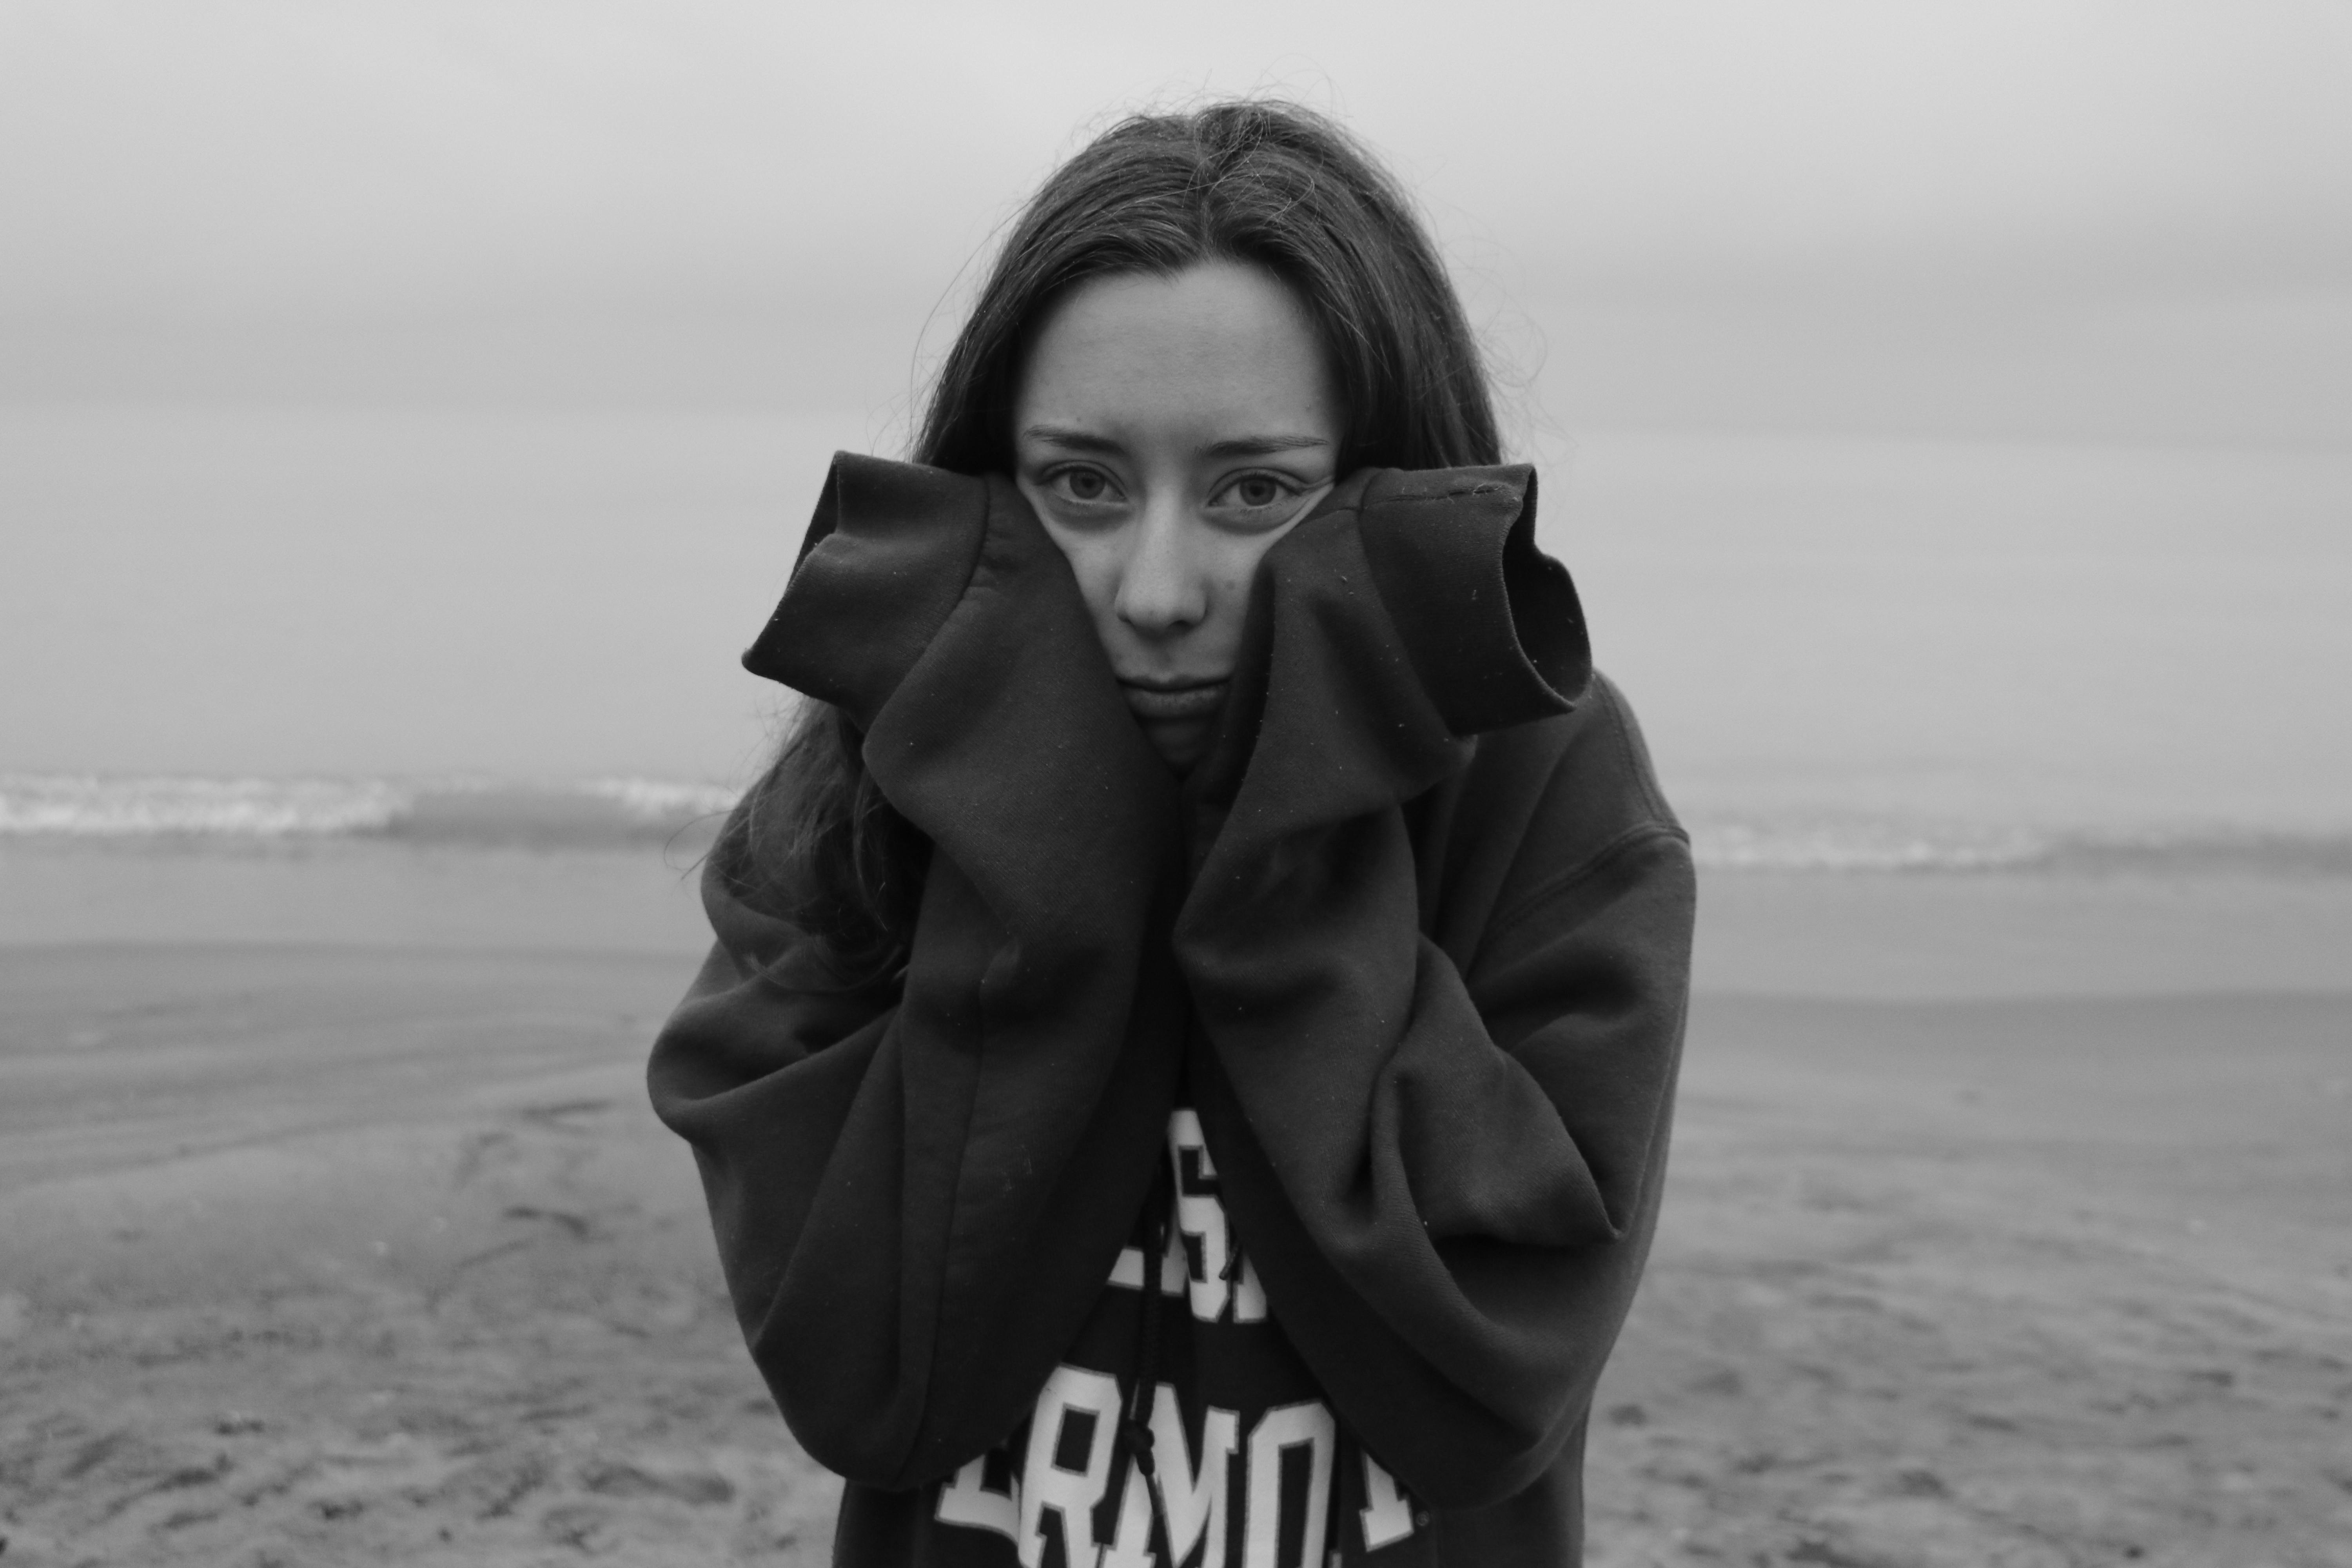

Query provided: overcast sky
[5,2,2349,796]
[4,0,2348,442]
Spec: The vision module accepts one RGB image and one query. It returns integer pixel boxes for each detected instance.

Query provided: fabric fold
[1351,465,1590,733]
[740,452,994,732]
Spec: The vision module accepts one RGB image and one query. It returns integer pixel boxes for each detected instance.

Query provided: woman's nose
[1114,505,1207,637]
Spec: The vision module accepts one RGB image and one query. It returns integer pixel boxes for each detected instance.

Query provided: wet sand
[2,873,2348,1565]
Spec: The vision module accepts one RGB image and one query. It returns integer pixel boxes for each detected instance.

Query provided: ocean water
[0,774,737,954]
[3,772,2347,880]
[7,772,2349,996]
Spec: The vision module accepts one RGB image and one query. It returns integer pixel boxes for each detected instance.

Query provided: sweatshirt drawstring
[1109,1154,1175,1552]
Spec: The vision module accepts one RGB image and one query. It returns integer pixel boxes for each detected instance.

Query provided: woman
[650,101,1694,1567]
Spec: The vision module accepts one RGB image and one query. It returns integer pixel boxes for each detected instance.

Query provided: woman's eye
[1050,467,1116,504]
[1220,473,1297,510]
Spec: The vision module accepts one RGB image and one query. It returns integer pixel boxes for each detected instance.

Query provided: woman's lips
[1120,679,1229,722]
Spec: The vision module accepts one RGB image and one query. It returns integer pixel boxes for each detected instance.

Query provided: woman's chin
[1141,716,1214,773]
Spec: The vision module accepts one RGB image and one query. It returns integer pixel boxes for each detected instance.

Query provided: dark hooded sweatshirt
[649,454,1695,1568]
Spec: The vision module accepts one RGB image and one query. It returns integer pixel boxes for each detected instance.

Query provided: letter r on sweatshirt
[1020,1364,1123,1568]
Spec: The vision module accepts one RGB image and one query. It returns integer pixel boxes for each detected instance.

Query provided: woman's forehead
[1014,262,1339,446]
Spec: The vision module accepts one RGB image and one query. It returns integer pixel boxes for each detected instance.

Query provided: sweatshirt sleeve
[648,454,1186,1490]
[1176,466,1696,1512]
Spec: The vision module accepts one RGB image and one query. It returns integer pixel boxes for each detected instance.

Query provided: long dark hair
[715,100,1504,981]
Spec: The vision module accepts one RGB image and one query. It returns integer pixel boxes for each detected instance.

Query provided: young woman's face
[1012,260,1343,771]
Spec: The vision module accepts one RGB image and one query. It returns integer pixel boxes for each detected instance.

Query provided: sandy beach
[3,859,2348,1566]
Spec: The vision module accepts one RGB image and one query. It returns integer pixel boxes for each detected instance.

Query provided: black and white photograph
[3,4,2348,1564]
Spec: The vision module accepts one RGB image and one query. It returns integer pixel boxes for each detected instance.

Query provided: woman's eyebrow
[1197,434,1332,458]
[1020,427,1331,459]
[1021,425,1125,455]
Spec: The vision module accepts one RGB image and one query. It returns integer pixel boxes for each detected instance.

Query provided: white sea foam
[0,775,737,847]
[1682,814,2352,877]
[0,775,412,837]
[578,777,741,824]
[1685,816,2050,873]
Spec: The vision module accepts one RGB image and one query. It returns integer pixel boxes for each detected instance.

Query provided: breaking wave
[1684,814,2352,877]
[0,775,739,849]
